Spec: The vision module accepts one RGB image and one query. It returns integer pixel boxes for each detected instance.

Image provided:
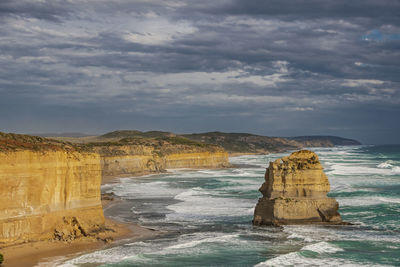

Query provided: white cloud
[341,79,385,87]
[122,18,196,45]
[286,107,314,111]
[18,56,57,63]
[181,93,293,106]
[313,28,338,34]
[123,67,290,89]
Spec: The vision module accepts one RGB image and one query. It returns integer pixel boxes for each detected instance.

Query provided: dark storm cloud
[0,0,399,143]
[191,0,400,23]
[0,0,74,21]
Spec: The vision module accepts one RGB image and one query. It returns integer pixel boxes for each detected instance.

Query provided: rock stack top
[253,150,343,226]
[259,150,330,199]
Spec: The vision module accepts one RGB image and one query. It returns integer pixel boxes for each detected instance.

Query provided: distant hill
[182,132,361,154]
[38,130,361,155]
[34,132,93,138]
[45,131,178,144]
[100,130,176,139]
[288,136,361,146]
[182,132,300,154]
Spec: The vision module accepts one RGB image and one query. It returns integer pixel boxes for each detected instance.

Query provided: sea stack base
[253,150,342,226]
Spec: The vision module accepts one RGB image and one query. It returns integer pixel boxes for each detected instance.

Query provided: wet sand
[1,202,160,267]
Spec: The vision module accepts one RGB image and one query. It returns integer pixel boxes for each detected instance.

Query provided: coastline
[228,152,262,157]
[1,164,235,266]
[101,165,235,185]
[1,161,240,266]
[0,199,161,267]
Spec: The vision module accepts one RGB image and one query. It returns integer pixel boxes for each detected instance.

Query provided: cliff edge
[253,150,342,226]
[81,136,230,178]
[0,132,105,245]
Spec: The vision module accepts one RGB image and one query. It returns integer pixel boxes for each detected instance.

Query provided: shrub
[0,253,4,264]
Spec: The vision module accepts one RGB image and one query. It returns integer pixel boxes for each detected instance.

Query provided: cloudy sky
[1,0,399,144]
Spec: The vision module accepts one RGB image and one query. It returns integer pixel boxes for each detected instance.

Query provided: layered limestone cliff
[92,144,162,177]
[99,151,229,177]
[253,150,342,226]
[89,138,230,178]
[0,132,229,246]
[164,152,228,169]
[0,134,105,244]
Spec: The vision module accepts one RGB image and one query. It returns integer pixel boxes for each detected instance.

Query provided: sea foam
[166,187,254,222]
[60,146,400,267]
[377,161,394,169]
[253,242,384,267]
[167,233,240,250]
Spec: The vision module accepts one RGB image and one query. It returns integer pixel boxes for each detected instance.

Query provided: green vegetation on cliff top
[100,130,175,139]
[95,130,361,154]
[182,132,360,153]
[1,130,361,154]
[287,135,361,146]
[0,131,219,153]
[82,136,222,157]
[182,132,300,153]
[0,132,76,152]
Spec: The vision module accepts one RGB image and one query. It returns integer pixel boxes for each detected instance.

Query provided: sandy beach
[0,200,160,267]
[0,168,202,267]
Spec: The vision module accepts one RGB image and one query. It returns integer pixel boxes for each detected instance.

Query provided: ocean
[59,145,400,266]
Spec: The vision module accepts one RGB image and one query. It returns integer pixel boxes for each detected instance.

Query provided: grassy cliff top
[287,135,361,146]
[0,132,76,152]
[54,130,361,154]
[81,136,223,156]
[0,132,222,154]
[182,132,361,153]
[7,130,360,155]
[97,131,300,154]
[100,130,176,139]
[182,132,300,153]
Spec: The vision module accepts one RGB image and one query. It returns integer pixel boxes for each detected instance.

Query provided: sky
[0,0,399,144]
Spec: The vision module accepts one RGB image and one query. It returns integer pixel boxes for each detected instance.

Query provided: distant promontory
[43,130,361,155]
[182,132,361,154]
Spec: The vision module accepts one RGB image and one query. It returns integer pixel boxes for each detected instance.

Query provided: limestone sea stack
[253,150,342,226]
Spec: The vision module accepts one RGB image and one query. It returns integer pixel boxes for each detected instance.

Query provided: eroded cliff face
[0,150,104,244]
[93,145,161,177]
[93,144,230,178]
[165,152,229,169]
[0,132,229,246]
[253,150,342,226]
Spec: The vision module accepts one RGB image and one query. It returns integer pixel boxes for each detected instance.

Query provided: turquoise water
[60,145,400,266]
